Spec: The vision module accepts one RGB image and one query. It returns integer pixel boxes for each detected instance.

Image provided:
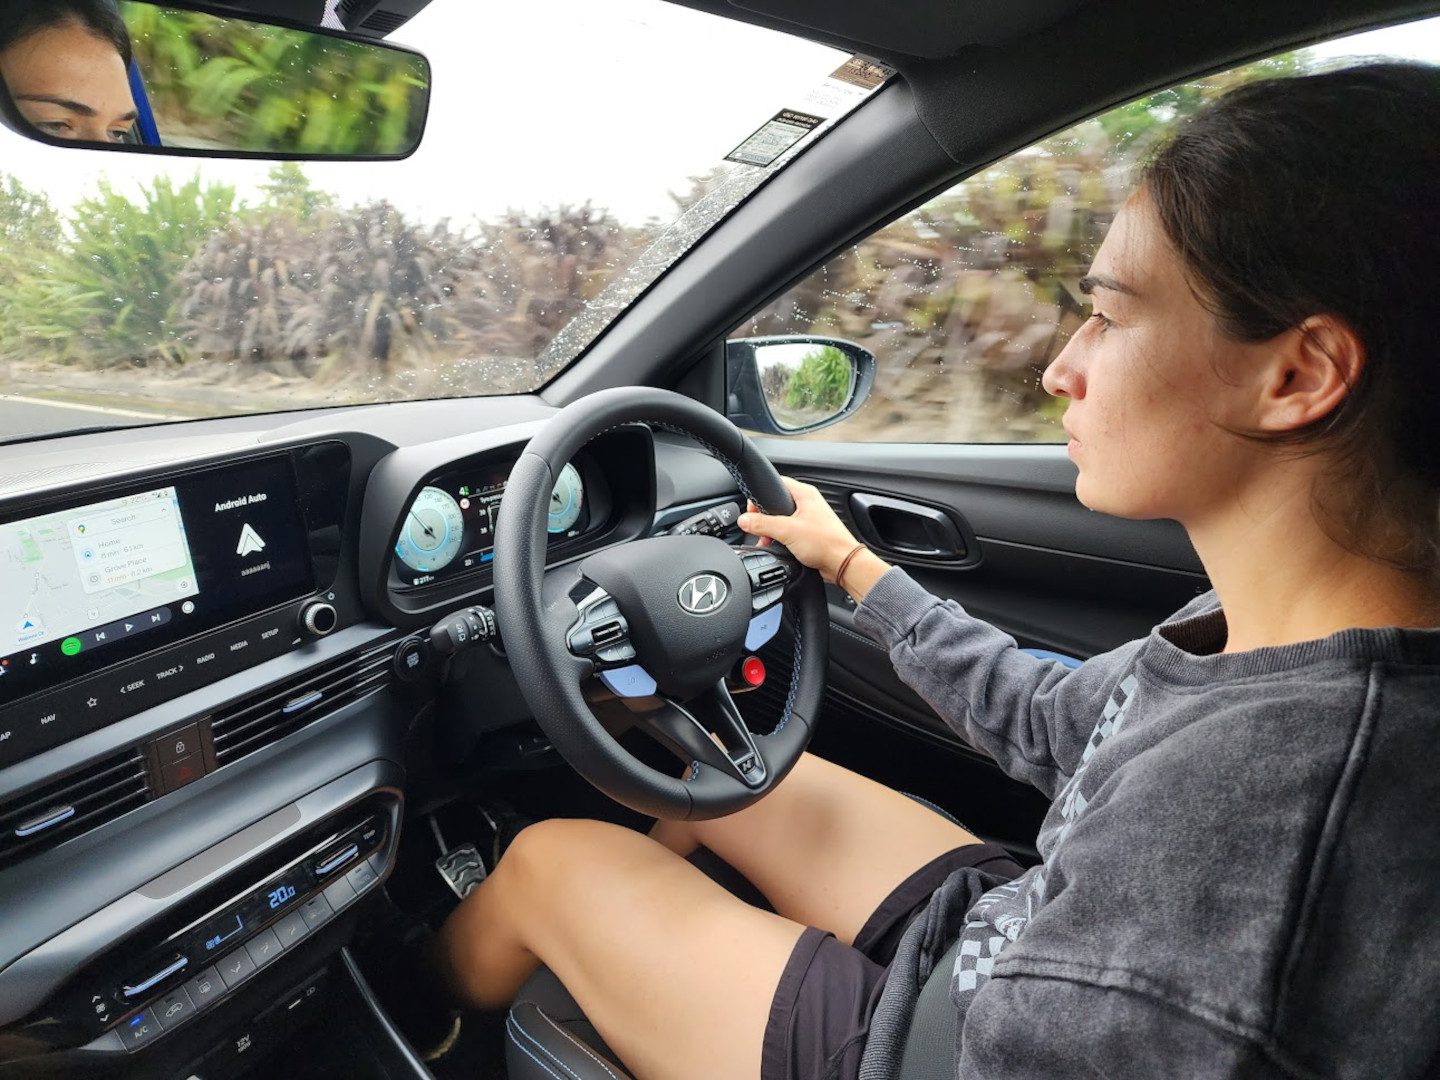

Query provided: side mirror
[0,1,429,159]
[725,336,876,436]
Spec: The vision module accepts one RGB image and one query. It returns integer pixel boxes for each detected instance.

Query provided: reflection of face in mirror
[0,1,136,144]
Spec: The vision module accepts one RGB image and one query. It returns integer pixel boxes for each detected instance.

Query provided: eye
[36,120,71,135]
[1087,311,1115,332]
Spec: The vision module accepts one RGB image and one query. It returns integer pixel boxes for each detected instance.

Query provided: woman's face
[0,21,134,143]
[1041,190,1277,526]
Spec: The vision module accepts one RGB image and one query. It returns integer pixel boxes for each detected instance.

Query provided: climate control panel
[59,802,393,1054]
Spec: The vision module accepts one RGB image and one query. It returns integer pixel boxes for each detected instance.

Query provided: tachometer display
[548,463,584,534]
[395,486,466,573]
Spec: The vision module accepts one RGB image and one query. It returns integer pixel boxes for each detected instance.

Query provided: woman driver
[437,63,1440,1079]
[0,0,137,145]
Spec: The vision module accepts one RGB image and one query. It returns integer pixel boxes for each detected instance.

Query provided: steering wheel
[493,387,828,820]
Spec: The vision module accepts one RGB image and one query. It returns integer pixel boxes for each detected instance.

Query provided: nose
[1042,333,1084,400]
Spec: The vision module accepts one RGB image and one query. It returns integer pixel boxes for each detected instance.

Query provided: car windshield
[0,0,884,440]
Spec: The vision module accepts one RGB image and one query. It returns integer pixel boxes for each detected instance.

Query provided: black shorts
[760,842,1024,1080]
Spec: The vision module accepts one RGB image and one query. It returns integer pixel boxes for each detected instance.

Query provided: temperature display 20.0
[267,883,298,910]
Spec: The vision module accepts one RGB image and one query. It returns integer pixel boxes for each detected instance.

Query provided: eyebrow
[15,93,136,124]
[1078,273,1139,298]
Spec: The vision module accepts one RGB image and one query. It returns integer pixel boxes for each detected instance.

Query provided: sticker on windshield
[725,109,825,168]
[830,57,892,90]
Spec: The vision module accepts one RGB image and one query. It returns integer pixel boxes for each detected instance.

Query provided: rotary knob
[298,600,338,638]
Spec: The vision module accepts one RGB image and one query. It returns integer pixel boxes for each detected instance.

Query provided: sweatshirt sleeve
[958,975,1281,1079]
[851,567,1145,797]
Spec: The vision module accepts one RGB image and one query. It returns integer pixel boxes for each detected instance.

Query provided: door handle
[848,493,966,559]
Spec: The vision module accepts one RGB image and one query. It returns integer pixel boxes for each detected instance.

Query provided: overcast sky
[2,5,1438,228]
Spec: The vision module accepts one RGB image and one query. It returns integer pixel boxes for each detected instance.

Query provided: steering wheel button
[745,606,783,650]
[741,657,766,687]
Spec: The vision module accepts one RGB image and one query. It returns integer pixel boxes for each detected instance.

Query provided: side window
[728,22,1435,443]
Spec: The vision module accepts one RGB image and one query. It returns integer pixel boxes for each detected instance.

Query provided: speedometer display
[395,486,466,573]
[548,463,584,535]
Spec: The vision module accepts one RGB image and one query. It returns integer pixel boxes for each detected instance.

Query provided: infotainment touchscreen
[3,486,199,661]
[0,454,314,716]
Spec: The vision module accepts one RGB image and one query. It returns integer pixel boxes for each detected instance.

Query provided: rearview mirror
[726,336,877,436]
[0,1,430,159]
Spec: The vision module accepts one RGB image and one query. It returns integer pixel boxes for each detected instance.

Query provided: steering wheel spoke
[564,583,639,670]
[636,682,767,789]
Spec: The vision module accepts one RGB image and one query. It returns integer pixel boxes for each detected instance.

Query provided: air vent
[360,9,409,33]
[0,749,152,866]
[208,640,397,768]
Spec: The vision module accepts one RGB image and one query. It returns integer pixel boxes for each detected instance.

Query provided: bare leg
[652,752,980,945]
[436,818,806,1080]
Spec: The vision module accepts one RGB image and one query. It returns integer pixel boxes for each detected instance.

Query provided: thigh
[458,818,808,1080]
[652,752,980,947]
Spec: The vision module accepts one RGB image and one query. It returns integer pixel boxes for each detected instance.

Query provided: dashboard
[0,396,741,1079]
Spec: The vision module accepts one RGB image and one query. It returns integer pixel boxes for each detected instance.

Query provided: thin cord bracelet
[834,542,869,592]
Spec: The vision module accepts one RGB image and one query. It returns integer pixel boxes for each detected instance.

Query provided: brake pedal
[435,843,487,899]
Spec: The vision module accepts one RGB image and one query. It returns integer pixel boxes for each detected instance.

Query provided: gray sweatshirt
[850,567,1440,1080]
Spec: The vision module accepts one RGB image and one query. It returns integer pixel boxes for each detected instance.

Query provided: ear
[1253,314,1365,434]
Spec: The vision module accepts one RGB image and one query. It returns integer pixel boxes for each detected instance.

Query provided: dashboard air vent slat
[0,750,151,866]
[209,641,396,768]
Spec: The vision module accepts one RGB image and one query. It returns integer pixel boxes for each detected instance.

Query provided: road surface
[0,394,184,441]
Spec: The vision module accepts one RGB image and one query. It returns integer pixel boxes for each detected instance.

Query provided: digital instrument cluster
[393,457,589,584]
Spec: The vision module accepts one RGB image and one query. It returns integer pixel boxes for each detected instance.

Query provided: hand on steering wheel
[738,476,861,582]
[493,388,829,821]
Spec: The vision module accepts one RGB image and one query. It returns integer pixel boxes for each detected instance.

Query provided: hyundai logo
[678,573,728,615]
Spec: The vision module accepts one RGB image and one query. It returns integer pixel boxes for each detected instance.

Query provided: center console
[0,443,352,774]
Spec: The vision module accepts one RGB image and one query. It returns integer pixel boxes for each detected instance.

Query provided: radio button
[216,948,256,989]
[159,751,205,793]
[185,967,223,1009]
[156,724,200,766]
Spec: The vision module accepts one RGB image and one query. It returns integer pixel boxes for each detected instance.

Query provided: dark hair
[1141,62,1440,573]
[0,0,132,67]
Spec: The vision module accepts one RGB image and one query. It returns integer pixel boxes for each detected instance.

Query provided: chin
[1074,473,1149,520]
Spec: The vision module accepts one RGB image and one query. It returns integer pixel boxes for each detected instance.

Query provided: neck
[1184,473,1440,654]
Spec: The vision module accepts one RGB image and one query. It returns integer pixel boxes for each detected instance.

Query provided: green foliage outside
[0,164,637,400]
[121,3,428,155]
[737,50,1317,443]
[0,175,235,366]
[783,346,851,414]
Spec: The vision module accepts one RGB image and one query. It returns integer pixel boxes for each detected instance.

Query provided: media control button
[273,910,308,948]
[185,967,223,1009]
[159,751,205,793]
[156,723,200,766]
[245,927,284,968]
[154,986,195,1030]
[216,948,256,989]
[119,1008,161,1051]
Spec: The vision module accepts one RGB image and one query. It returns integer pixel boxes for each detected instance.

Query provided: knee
[497,817,627,897]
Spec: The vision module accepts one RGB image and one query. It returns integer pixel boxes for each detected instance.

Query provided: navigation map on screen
[2,486,199,659]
